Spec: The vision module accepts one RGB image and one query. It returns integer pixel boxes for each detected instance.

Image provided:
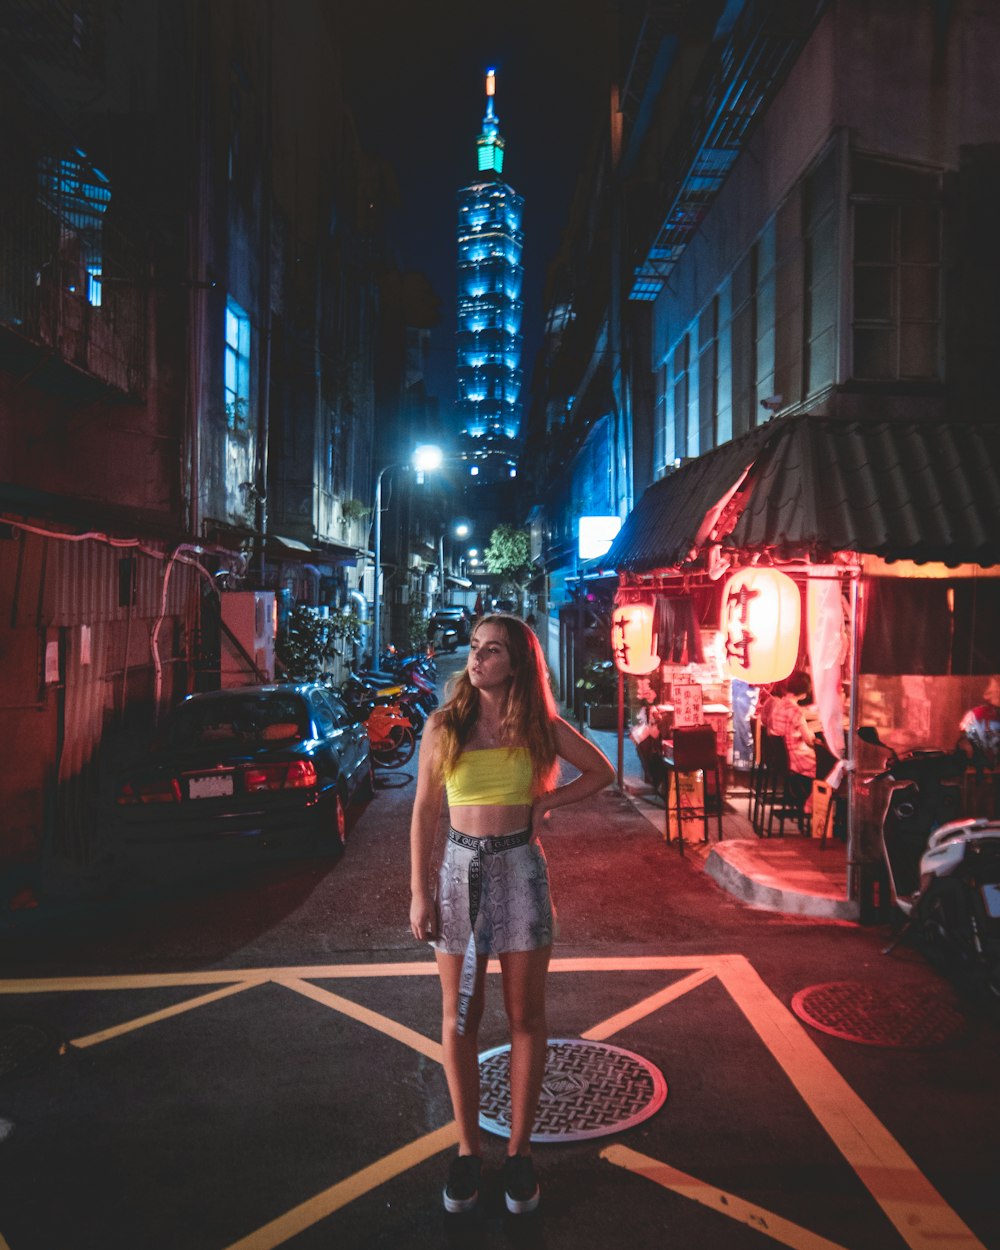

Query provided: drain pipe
[846,571,863,906]
[349,589,368,668]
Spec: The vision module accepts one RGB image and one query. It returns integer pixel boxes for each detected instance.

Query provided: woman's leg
[498,946,551,1155]
[436,949,489,1156]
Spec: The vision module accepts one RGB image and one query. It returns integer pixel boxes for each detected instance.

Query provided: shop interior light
[720,567,800,684]
[612,602,660,675]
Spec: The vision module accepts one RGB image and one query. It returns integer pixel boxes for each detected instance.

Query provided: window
[38,150,110,307]
[309,690,338,737]
[851,156,941,381]
[672,336,691,460]
[324,693,355,729]
[731,246,758,437]
[803,149,838,396]
[225,297,251,429]
[698,299,719,452]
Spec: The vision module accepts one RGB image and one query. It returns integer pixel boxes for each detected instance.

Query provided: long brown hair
[437,613,559,791]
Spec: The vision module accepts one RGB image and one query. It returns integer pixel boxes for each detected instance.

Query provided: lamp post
[439,521,471,607]
[372,444,443,661]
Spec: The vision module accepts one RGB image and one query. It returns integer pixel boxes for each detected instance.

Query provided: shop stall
[602,414,1000,909]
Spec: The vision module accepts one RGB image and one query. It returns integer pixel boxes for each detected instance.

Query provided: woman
[409,614,614,1215]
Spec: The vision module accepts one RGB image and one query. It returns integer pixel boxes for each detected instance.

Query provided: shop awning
[604,415,1000,573]
[270,534,360,560]
[272,534,312,552]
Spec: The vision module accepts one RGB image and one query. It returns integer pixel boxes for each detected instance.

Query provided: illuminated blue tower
[456,68,524,483]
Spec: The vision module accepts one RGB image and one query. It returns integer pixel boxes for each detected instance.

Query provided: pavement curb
[703,845,860,921]
[584,723,858,922]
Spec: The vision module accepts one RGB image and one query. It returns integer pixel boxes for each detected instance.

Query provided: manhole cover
[478,1038,667,1143]
[0,1022,54,1076]
[791,982,967,1048]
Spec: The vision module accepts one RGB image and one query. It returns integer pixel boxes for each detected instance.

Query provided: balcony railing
[0,192,147,397]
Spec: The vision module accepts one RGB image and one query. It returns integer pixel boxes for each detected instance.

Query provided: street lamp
[437,520,472,609]
[372,444,443,659]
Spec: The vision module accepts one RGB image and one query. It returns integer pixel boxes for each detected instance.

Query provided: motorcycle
[860,728,1000,1000]
[428,623,459,653]
[341,671,427,735]
[379,646,437,680]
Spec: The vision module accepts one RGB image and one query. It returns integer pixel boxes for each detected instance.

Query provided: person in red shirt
[957,675,1000,771]
[761,670,817,810]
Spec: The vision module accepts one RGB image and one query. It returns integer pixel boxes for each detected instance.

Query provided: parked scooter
[428,623,459,653]
[341,671,428,735]
[861,728,1000,1000]
[379,646,437,680]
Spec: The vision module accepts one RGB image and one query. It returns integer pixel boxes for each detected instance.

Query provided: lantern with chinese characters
[721,568,800,684]
[611,602,660,675]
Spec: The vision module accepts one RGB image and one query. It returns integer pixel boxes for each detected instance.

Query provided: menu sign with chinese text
[672,680,703,727]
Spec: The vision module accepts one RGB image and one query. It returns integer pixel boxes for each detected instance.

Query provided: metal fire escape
[629,0,830,301]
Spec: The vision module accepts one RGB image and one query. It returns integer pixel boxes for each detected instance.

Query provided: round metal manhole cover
[478,1038,667,1143]
[0,1022,54,1077]
[791,982,967,1049]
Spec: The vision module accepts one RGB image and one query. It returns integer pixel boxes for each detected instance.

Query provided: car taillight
[117,778,181,805]
[243,761,318,792]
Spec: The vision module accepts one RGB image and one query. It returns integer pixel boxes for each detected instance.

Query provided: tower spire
[476,66,505,175]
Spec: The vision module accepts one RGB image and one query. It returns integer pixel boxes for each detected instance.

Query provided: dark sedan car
[114,683,373,859]
[429,604,473,642]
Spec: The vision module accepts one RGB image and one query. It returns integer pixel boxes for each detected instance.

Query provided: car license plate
[188,774,234,799]
[981,883,1000,919]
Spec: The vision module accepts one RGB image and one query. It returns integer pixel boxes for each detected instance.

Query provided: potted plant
[576,660,620,730]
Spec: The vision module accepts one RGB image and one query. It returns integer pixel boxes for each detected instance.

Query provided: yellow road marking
[68,979,264,1049]
[0,954,731,995]
[602,1144,853,1250]
[713,957,989,1250]
[221,1121,459,1250]
[272,976,443,1063]
[0,954,987,1249]
[581,967,715,1041]
[0,962,442,994]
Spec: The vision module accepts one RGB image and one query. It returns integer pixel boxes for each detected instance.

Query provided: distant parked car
[113,683,374,859]
[429,604,473,643]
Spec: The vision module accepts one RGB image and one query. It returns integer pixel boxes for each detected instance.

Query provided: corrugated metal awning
[272,534,312,551]
[605,415,1000,573]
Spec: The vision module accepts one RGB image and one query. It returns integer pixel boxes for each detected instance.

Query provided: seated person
[631,706,669,796]
[957,675,1000,771]
[761,670,817,811]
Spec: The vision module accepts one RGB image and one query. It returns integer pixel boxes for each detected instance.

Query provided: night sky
[342,0,612,408]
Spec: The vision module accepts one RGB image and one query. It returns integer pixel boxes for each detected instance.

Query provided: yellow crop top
[445,747,534,807]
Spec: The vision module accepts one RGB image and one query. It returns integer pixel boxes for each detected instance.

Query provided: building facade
[0,0,390,886]
[521,0,1000,703]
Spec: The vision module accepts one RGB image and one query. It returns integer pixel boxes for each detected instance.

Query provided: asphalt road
[0,652,997,1250]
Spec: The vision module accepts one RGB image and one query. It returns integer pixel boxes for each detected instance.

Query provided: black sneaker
[503,1153,540,1214]
[443,1153,481,1214]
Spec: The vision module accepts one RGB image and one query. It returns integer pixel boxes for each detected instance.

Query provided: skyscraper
[455,68,524,486]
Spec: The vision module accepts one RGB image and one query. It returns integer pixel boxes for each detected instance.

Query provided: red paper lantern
[611,602,660,675]
[721,568,800,684]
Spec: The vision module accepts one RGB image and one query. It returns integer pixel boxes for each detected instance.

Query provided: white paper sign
[672,680,703,727]
[45,640,60,684]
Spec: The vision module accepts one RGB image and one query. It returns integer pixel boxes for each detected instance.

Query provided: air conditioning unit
[220,591,276,687]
